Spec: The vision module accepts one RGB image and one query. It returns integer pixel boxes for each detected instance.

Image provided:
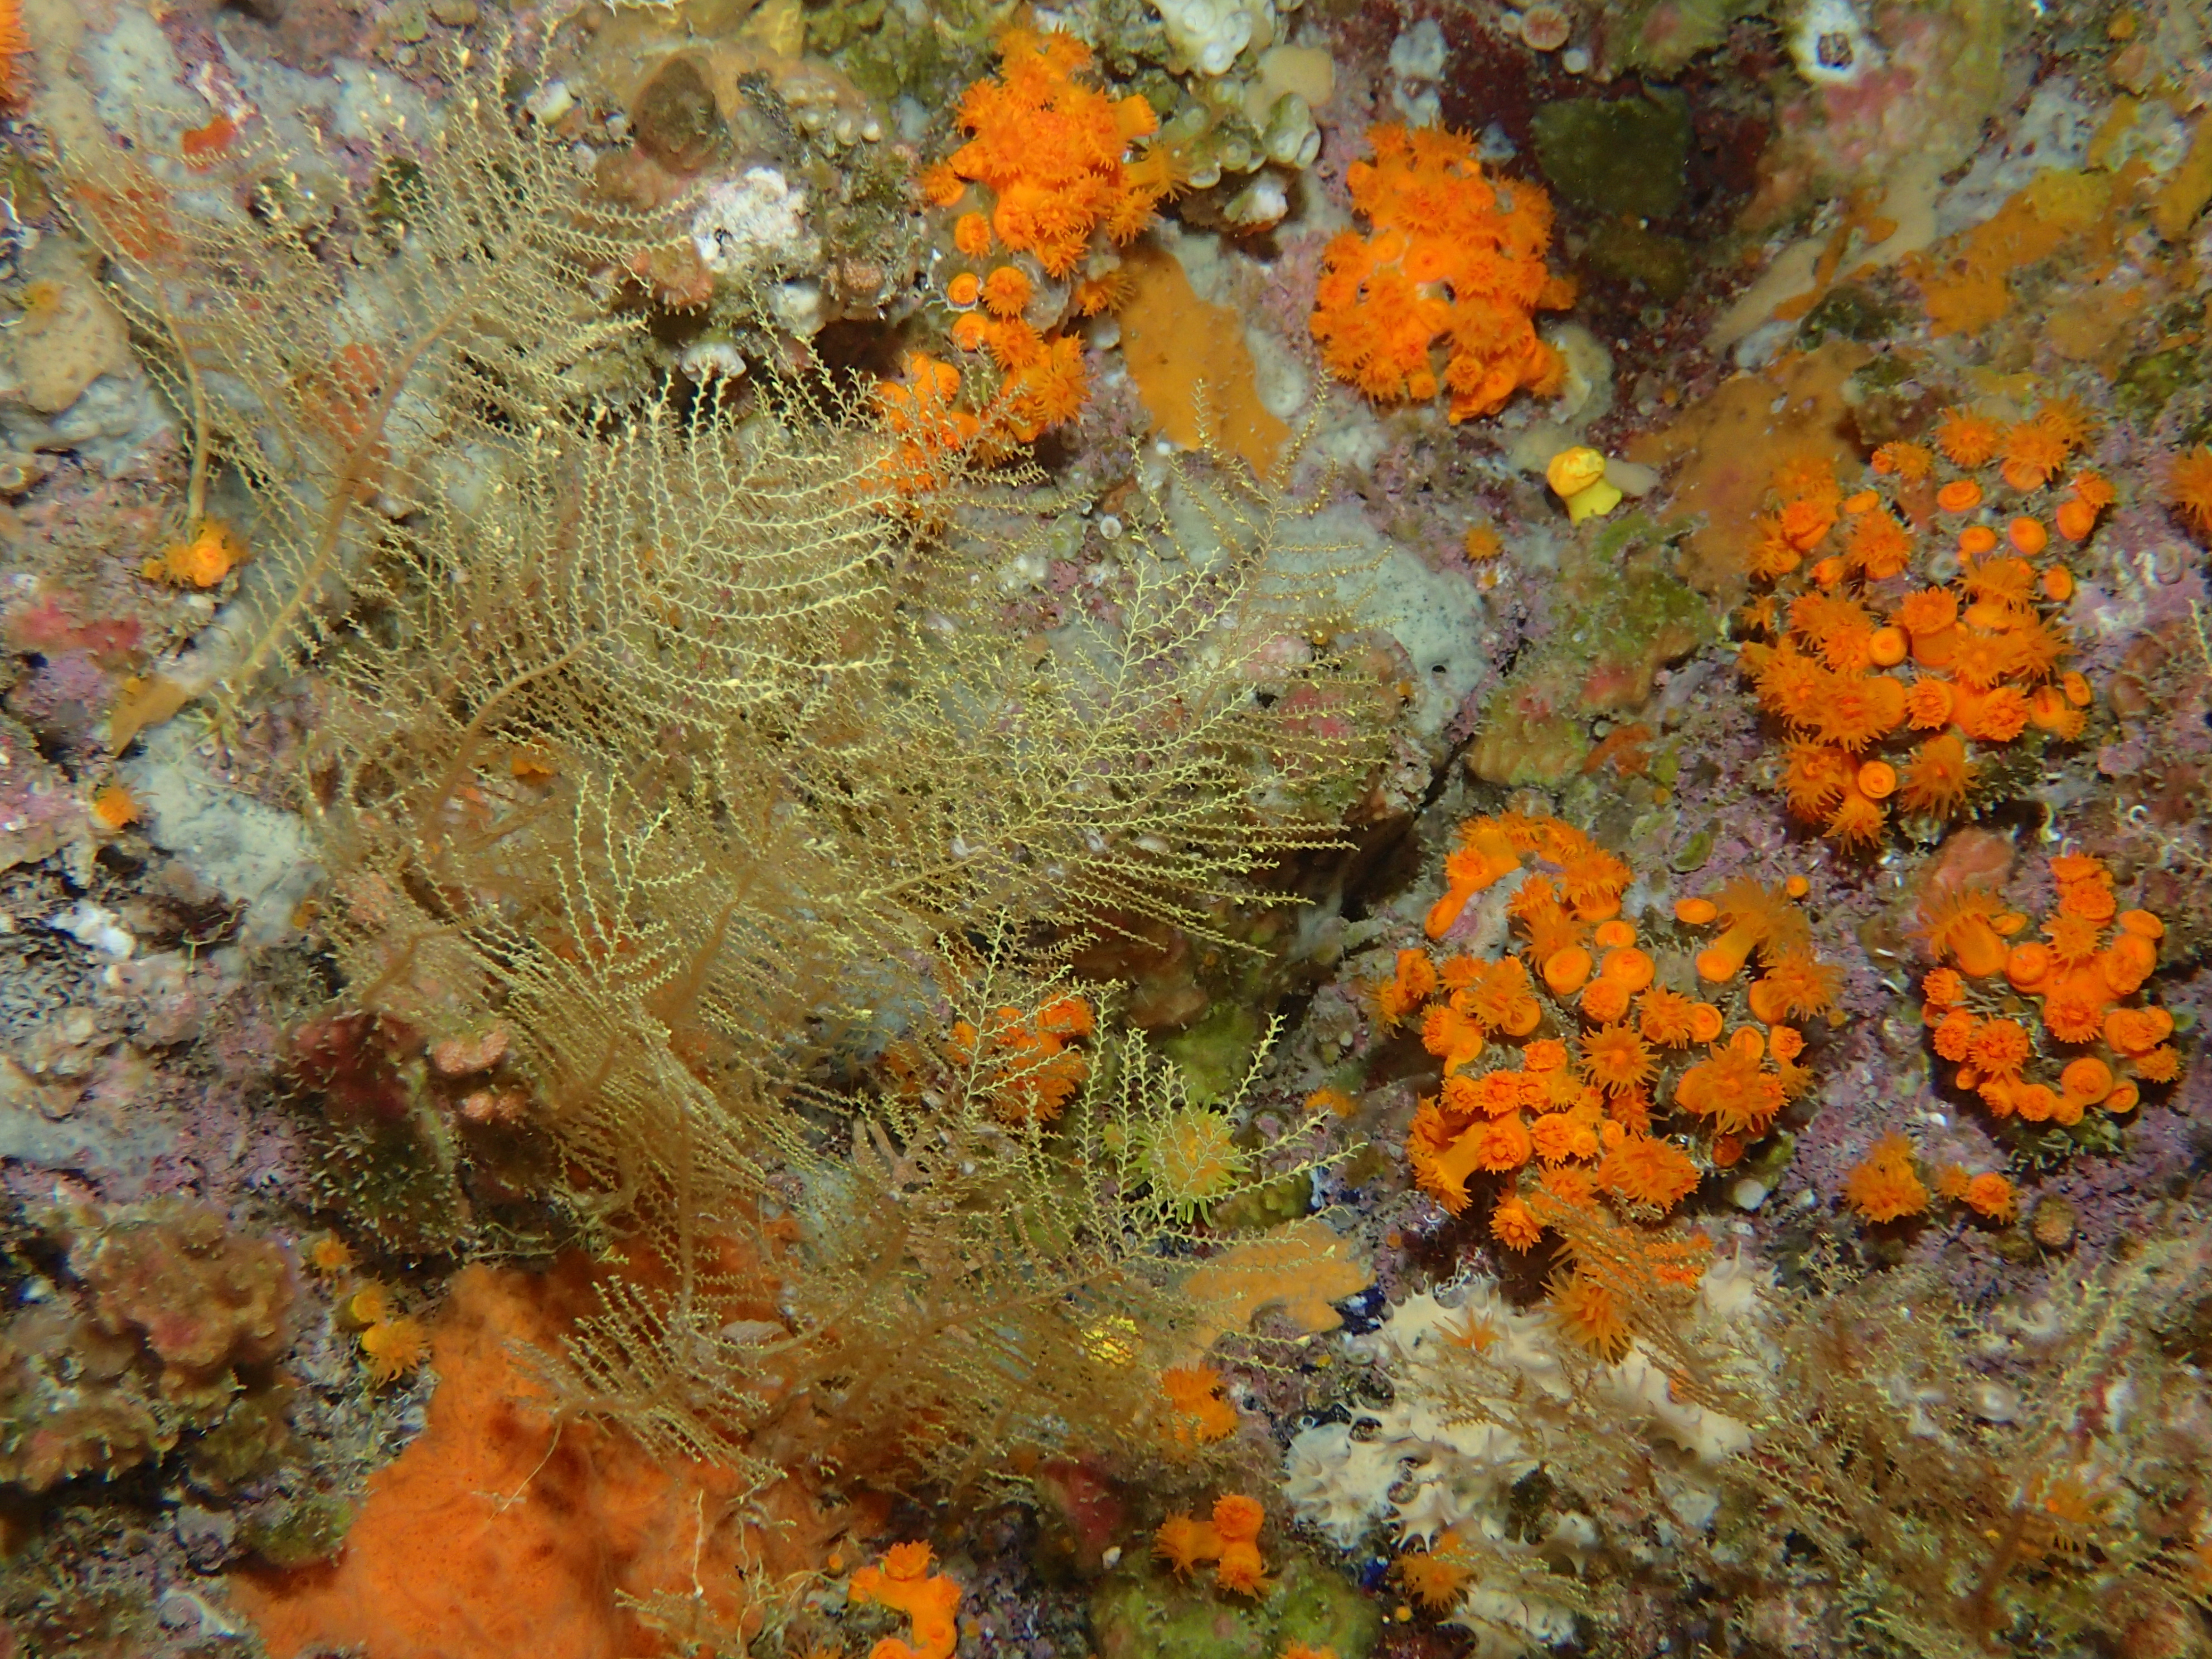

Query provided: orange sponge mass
[231,1262,822,1659]
[1311,124,1574,421]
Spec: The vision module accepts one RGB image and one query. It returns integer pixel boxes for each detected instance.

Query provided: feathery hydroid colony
[74,46,1385,1539]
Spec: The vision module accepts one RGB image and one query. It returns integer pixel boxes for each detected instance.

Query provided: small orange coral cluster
[851,1542,961,1659]
[1397,814,1836,1250]
[1422,808,1628,942]
[1153,1493,1268,1595]
[872,342,1085,498]
[1310,124,1574,422]
[1841,1132,1927,1223]
[336,1279,430,1388]
[1842,1133,2017,1225]
[874,352,983,496]
[142,518,248,588]
[940,993,1095,1123]
[932,30,1174,274]
[1739,404,2106,850]
[1158,1364,1239,1447]
[1936,1160,2018,1222]
[1919,854,2181,1126]
[915,30,1177,444]
[2170,444,2212,539]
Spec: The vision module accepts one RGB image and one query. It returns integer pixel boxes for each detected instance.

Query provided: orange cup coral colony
[851,1542,962,1659]
[1919,853,2182,1127]
[896,30,1181,452]
[1391,811,1836,1258]
[1736,401,2106,851]
[1153,1493,1269,1597]
[1310,124,1576,422]
[877,992,1095,1131]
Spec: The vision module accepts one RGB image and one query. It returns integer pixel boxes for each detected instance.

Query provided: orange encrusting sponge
[1311,124,1575,423]
[230,1261,795,1659]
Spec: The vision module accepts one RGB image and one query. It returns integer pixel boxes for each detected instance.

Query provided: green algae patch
[1159,1001,1264,1105]
[1799,282,1902,345]
[1090,1554,1381,1659]
[1531,90,1690,220]
[1582,217,1691,299]
[1466,515,1718,787]
[2117,343,2202,425]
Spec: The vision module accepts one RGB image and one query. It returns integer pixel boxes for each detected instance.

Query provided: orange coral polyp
[1937,410,2004,467]
[1579,1023,1656,1095]
[1870,440,1932,478]
[2000,422,2069,491]
[1962,1171,2016,1221]
[2059,1056,2112,1103]
[1579,977,1632,1025]
[1595,1133,1700,1211]
[1598,947,1655,993]
[2005,942,2051,989]
[1924,895,2011,978]
[1490,1196,1543,1250]
[1695,929,1756,983]
[1153,1514,1216,1577]
[1211,1493,1264,1542]
[982,264,1034,318]
[1898,733,1975,818]
[1553,1270,1631,1360]
[1543,945,1594,997]
[2167,446,2212,533]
